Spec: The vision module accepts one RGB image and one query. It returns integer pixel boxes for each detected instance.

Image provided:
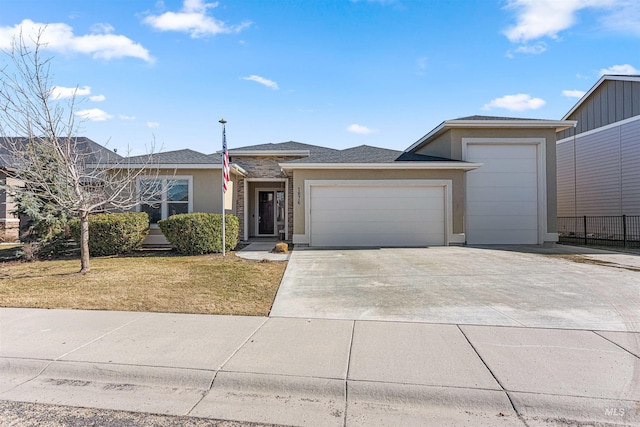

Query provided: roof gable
[562,75,640,121]
[406,115,576,153]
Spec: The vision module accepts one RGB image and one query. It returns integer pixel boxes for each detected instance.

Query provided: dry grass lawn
[0,251,287,316]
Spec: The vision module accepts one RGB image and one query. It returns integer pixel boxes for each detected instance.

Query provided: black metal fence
[558,215,640,248]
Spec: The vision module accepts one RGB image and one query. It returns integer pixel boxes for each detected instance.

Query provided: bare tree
[0,30,161,272]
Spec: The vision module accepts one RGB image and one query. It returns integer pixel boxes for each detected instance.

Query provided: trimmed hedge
[69,212,149,256]
[158,213,239,255]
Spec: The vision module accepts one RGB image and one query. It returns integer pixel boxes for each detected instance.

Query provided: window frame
[137,175,193,227]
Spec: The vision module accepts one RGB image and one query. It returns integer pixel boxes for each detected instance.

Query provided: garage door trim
[304,179,454,247]
[462,138,548,244]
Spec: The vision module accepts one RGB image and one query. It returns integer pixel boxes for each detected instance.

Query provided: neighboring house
[127,115,572,247]
[0,137,122,242]
[556,75,640,217]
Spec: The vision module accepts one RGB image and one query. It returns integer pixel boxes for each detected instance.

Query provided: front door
[258,191,275,235]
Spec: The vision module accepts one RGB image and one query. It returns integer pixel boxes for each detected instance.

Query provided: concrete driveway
[270,244,640,331]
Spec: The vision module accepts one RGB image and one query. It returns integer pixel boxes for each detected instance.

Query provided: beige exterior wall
[416,127,558,235]
[291,168,466,236]
[151,167,237,215]
[136,167,239,246]
[415,131,453,159]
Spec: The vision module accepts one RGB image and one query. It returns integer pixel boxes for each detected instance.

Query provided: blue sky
[1,0,638,155]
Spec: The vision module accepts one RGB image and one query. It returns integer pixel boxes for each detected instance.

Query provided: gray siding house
[556,75,640,217]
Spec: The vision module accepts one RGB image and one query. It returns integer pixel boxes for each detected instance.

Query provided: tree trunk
[79,213,90,273]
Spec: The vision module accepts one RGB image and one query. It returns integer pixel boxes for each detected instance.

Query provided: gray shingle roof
[284,144,458,164]
[231,141,339,156]
[0,137,121,168]
[126,149,220,164]
[454,115,548,121]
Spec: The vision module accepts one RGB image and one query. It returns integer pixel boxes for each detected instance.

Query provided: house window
[138,176,192,225]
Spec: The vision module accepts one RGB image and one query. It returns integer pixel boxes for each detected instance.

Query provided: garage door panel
[467,186,537,202]
[314,197,434,211]
[313,186,439,200]
[468,144,536,159]
[468,214,538,230]
[466,144,539,245]
[467,172,537,188]
[314,209,442,223]
[467,201,538,216]
[471,158,537,174]
[313,220,428,236]
[310,185,445,247]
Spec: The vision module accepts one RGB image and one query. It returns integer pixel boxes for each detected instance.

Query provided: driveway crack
[457,325,531,427]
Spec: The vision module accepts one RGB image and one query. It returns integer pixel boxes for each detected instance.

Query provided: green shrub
[69,212,149,256]
[158,213,239,255]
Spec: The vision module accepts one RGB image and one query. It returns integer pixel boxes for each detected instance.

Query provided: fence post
[623,214,627,248]
[583,215,588,246]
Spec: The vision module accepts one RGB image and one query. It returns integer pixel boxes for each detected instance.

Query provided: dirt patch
[546,254,640,272]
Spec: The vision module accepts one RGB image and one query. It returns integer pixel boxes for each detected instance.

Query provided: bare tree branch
[0,29,164,272]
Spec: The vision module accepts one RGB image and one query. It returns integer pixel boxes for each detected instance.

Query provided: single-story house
[125,115,574,247]
[556,75,640,217]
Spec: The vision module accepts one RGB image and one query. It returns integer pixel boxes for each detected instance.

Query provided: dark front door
[258,191,275,234]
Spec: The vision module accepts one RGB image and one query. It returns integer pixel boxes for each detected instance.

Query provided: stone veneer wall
[0,221,19,243]
[232,155,302,241]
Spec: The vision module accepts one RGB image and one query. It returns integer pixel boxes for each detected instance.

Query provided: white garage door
[466,144,539,244]
[310,185,445,247]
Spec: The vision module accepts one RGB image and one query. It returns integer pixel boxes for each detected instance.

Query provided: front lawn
[0,252,286,316]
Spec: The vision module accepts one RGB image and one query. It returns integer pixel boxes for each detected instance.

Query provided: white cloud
[482,94,546,111]
[50,85,91,99]
[0,19,152,62]
[75,108,114,121]
[507,42,547,58]
[119,115,136,120]
[562,89,586,98]
[347,124,378,135]
[143,0,251,38]
[503,0,616,43]
[242,75,279,90]
[146,122,160,128]
[599,64,639,75]
[89,94,106,102]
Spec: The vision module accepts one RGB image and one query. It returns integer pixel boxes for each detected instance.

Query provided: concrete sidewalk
[1,308,639,426]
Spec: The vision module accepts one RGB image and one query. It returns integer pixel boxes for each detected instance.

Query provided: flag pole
[219,118,227,256]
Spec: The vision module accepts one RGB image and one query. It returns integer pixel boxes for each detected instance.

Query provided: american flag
[222,127,230,193]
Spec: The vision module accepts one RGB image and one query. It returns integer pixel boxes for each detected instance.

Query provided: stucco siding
[414,132,452,159]
[291,169,465,236]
